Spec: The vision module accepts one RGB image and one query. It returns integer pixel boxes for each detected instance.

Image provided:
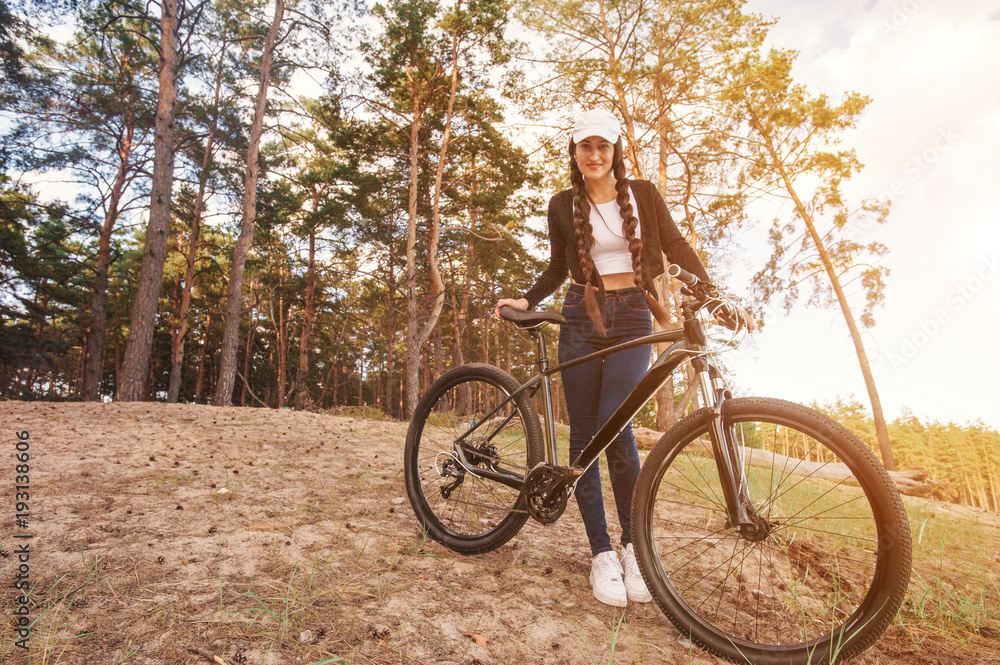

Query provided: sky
[14,1,998,429]
[718,0,1000,429]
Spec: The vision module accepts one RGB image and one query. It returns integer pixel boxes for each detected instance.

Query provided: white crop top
[589,189,641,275]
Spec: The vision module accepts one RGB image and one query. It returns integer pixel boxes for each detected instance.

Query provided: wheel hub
[464,441,499,469]
[738,504,774,542]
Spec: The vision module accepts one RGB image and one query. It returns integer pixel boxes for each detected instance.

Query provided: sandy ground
[1,401,997,665]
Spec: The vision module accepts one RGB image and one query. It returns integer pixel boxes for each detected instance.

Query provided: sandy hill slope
[2,401,997,664]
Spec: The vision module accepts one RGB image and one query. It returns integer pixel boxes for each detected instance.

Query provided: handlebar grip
[666,263,700,287]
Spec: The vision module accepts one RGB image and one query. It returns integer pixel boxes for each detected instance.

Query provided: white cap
[572,109,621,144]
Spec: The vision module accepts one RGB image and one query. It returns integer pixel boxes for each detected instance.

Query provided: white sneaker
[590,550,628,607]
[620,543,652,603]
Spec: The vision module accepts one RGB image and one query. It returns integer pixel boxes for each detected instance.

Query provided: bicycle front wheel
[404,363,543,554]
[632,397,911,665]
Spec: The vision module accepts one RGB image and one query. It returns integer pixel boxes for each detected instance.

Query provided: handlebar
[497,265,751,333]
[667,263,753,333]
[666,263,701,288]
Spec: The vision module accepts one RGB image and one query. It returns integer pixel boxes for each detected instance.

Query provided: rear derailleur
[438,440,500,499]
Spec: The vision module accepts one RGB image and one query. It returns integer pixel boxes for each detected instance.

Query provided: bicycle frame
[451,308,754,528]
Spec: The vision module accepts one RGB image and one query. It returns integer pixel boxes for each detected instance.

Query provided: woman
[494,109,753,608]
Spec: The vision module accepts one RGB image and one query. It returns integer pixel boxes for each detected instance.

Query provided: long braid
[613,145,673,328]
[569,142,606,335]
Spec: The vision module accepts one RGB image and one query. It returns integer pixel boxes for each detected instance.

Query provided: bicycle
[404,264,912,665]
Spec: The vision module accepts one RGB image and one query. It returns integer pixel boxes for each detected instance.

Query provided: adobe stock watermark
[886,255,999,371]
[876,127,959,205]
[878,0,929,39]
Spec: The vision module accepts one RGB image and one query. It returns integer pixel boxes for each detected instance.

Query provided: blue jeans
[558,283,652,556]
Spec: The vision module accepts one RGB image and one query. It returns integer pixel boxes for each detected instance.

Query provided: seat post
[531,329,549,372]
[530,328,559,464]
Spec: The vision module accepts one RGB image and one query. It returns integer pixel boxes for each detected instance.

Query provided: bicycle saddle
[498,306,567,329]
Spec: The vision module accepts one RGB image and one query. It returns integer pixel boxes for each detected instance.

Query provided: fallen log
[632,426,941,499]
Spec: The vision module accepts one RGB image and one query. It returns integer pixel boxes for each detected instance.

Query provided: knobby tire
[632,397,911,665]
[404,364,543,554]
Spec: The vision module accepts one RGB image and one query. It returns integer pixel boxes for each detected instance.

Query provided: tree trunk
[385,264,397,418]
[117,0,181,401]
[316,357,336,407]
[329,315,351,407]
[276,272,287,407]
[452,282,466,367]
[240,292,257,407]
[213,0,285,406]
[377,361,384,410]
[483,275,492,365]
[505,327,512,370]
[433,319,444,380]
[403,95,426,420]
[451,175,480,412]
[983,437,998,511]
[769,154,897,470]
[264,274,289,409]
[167,55,225,403]
[145,354,157,401]
[652,118,673,430]
[332,357,340,406]
[166,219,200,403]
[595,0,644,180]
[83,121,134,401]
[403,34,458,417]
[294,225,317,409]
[457,165,475,362]
[114,337,122,392]
[955,450,974,506]
[358,345,364,407]
[194,312,211,402]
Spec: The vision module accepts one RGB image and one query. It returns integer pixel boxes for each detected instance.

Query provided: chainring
[524,463,572,524]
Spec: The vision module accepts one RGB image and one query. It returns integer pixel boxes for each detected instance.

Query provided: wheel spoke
[405,368,541,552]
[635,399,910,660]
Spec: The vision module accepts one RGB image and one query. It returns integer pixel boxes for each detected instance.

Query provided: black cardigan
[522,179,710,309]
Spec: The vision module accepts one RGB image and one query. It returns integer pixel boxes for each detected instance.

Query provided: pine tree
[721,48,896,469]
[118,0,186,401]
[213,0,286,406]
[362,0,521,417]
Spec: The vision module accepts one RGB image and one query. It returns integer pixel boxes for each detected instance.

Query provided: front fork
[692,356,752,529]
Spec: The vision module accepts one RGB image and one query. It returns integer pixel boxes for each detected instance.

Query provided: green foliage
[0,0,26,86]
[0,176,90,397]
[518,0,771,263]
[814,397,1000,511]
[722,47,891,327]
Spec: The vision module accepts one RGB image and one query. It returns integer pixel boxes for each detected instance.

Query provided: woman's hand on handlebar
[493,297,529,320]
[711,302,757,333]
[673,272,756,334]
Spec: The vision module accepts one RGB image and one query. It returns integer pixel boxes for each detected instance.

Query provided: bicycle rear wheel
[632,397,911,665]
[404,363,543,554]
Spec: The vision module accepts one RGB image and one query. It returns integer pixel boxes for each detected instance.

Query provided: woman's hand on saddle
[493,297,529,320]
